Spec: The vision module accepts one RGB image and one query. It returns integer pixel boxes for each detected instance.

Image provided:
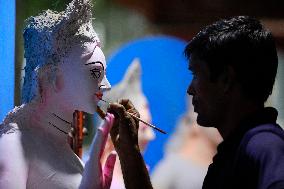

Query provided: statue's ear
[35,64,60,102]
[39,64,63,93]
[53,69,64,93]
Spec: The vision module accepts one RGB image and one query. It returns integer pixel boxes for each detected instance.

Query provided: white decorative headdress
[22,0,99,103]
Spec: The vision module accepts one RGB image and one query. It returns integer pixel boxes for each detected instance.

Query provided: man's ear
[53,69,64,92]
[222,65,236,93]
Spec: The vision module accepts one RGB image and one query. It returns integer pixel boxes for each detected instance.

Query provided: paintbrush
[97,99,166,134]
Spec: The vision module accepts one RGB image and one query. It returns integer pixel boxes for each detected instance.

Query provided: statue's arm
[79,114,116,189]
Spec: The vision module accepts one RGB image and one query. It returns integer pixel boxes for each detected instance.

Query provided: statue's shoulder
[0,121,31,160]
[0,123,23,157]
[0,121,30,185]
[0,105,26,138]
[0,122,20,137]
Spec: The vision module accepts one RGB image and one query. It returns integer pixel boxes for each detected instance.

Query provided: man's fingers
[128,108,140,119]
[119,99,140,121]
[110,123,119,143]
[119,99,135,110]
[108,103,130,120]
[103,151,117,189]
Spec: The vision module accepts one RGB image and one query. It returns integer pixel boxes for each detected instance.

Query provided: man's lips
[192,100,198,112]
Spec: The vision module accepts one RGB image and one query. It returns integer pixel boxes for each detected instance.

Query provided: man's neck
[217,99,264,140]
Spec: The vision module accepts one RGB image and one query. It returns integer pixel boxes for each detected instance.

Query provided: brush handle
[127,112,166,134]
[100,99,166,134]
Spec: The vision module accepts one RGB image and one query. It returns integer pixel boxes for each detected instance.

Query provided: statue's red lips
[95,92,103,100]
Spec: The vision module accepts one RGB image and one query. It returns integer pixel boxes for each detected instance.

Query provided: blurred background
[1,0,284,187]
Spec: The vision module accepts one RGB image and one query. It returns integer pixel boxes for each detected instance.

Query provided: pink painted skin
[80,113,117,189]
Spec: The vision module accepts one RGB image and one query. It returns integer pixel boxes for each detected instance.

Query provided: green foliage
[21,0,70,18]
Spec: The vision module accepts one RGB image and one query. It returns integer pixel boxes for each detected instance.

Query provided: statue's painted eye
[85,61,105,80]
[90,68,101,79]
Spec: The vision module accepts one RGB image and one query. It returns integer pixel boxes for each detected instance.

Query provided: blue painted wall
[0,0,15,121]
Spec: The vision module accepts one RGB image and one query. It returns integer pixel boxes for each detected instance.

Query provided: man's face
[187,54,225,128]
[58,42,111,113]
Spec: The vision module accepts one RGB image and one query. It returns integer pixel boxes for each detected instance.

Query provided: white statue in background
[99,58,156,189]
[151,96,223,189]
[103,58,156,151]
[0,0,117,188]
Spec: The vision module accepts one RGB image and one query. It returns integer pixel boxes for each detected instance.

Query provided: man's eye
[90,68,101,79]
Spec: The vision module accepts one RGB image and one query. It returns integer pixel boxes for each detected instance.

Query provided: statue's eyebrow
[84,61,105,70]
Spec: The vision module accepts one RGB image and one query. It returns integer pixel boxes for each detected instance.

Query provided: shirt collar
[217,107,278,154]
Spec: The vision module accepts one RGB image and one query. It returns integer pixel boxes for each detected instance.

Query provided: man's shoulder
[244,123,284,144]
[242,124,284,158]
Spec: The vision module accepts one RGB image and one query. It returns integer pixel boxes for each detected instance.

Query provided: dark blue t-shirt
[203,107,284,189]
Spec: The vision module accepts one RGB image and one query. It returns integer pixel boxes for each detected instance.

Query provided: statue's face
[57,42,111,113]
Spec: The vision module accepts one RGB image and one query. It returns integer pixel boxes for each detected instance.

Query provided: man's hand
[107,99,153,189]
[80,113,117,189]
[107,99,140,155]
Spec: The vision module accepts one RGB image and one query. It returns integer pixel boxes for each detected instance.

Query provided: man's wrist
[117,143,153,189]
[116,143,140,157]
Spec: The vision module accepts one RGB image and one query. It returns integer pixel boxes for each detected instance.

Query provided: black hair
[184,16,278,103]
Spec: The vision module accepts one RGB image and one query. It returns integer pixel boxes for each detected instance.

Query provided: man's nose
[187,83,194,96]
